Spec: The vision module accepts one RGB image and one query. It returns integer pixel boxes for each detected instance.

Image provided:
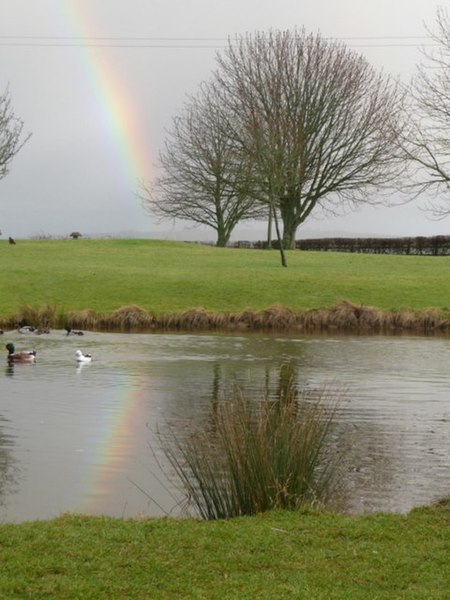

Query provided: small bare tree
[400,8,450,216]
[0,87,30,181]
[214,30,406,254]
[141,84,264,247]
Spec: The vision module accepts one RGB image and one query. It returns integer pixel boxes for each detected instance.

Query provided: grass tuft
[160,365,342,520]
[12,303,58,329]
[64,308,98,330]
[97,304,157,332]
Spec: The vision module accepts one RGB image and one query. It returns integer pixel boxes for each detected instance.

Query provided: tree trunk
[266,206,272,248]
[216,224,229,247]
[281,216,297,250]
[279,199,297,250]
[272,206,288,267]
[282,230,296,250]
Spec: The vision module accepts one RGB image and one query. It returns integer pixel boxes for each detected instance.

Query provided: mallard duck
[75,350,92,363]
[5,343,36,364]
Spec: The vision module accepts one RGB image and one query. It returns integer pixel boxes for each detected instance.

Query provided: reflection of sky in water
[0,331,449,522]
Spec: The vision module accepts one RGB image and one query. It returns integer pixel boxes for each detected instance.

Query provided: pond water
[0,330,449,522]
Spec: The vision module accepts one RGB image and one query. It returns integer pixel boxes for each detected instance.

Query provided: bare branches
[0,87,30,181]
[400,8,450,216]
[214,29,405,248]
[142,29,405,253]
[140,83,264,247]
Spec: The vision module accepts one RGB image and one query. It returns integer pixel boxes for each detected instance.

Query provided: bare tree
[141,84,264,247]
[213,30,405,253]
[0,87,30,181]
[400,8,450,216]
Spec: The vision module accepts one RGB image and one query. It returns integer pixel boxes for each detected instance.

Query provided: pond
[0,330,449,522]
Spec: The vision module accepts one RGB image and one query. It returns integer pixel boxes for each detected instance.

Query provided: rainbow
[54,3,160,514]
[61,0,153,186]
[79,373,153,516]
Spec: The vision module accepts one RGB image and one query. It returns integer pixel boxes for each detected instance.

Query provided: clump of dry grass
[65,309,98,331]
[157,305,301,332]
[297,300,450,334]
[386,309,418,331]
[230,304,299,330]
[417,308,450,332]
[160,366,341,520]
[159,308,217,330]
[96,304,157,332]
[13,304,58,328]
[329,300,385,331]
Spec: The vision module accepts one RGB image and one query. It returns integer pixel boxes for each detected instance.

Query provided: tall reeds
[160,367,341,520]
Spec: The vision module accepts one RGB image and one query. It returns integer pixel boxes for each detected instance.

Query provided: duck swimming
[65,327,84,336]
[18,325,36,334]
[75,350,92,363]
[5,343,36,364]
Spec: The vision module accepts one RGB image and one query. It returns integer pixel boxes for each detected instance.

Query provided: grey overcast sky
[0,0,446,240]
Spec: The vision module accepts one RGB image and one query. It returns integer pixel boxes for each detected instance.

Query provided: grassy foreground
[0,505,448,599]
[2,239,450,321]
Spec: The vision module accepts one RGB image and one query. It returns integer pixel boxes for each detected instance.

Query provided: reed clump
[65,308,98,331]
[0,303,60,330]
[230,304,298,330]
[297,300,450,334]
[96,304,157,332]
[160,370,341,520]
[159,308,222,331]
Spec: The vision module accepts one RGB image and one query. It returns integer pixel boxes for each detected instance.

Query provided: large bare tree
[400,8,450,215]
[141,84,264,247]
[0,87,29,181]
[213,30,405,252]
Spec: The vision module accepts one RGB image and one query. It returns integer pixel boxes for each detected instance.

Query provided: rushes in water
[160,366,342,520]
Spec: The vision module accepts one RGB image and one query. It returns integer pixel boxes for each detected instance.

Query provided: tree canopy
[213,29,405,251]
[141,84,264,247]
[143,29,405,260]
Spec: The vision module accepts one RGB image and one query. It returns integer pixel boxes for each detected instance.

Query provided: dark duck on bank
[5,343,36,364]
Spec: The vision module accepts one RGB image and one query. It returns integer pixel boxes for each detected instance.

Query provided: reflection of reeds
[1,299,450,333]
[159,374,341,520]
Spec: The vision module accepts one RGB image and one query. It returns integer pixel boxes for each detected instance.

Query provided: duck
[5,343,36,364]
[18,325,36,334]
[75,350,92,363]
[35,327,50,335]
[65,327,84,336]
[17,319,36,334]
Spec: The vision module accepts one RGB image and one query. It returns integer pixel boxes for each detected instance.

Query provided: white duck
[75,350,92,363]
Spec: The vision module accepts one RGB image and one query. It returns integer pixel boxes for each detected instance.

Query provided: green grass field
[2,238,450,320]
[0,505,448,599]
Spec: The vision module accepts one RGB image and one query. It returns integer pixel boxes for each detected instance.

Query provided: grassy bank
[0,504,448,599]
[2,238,450,332]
